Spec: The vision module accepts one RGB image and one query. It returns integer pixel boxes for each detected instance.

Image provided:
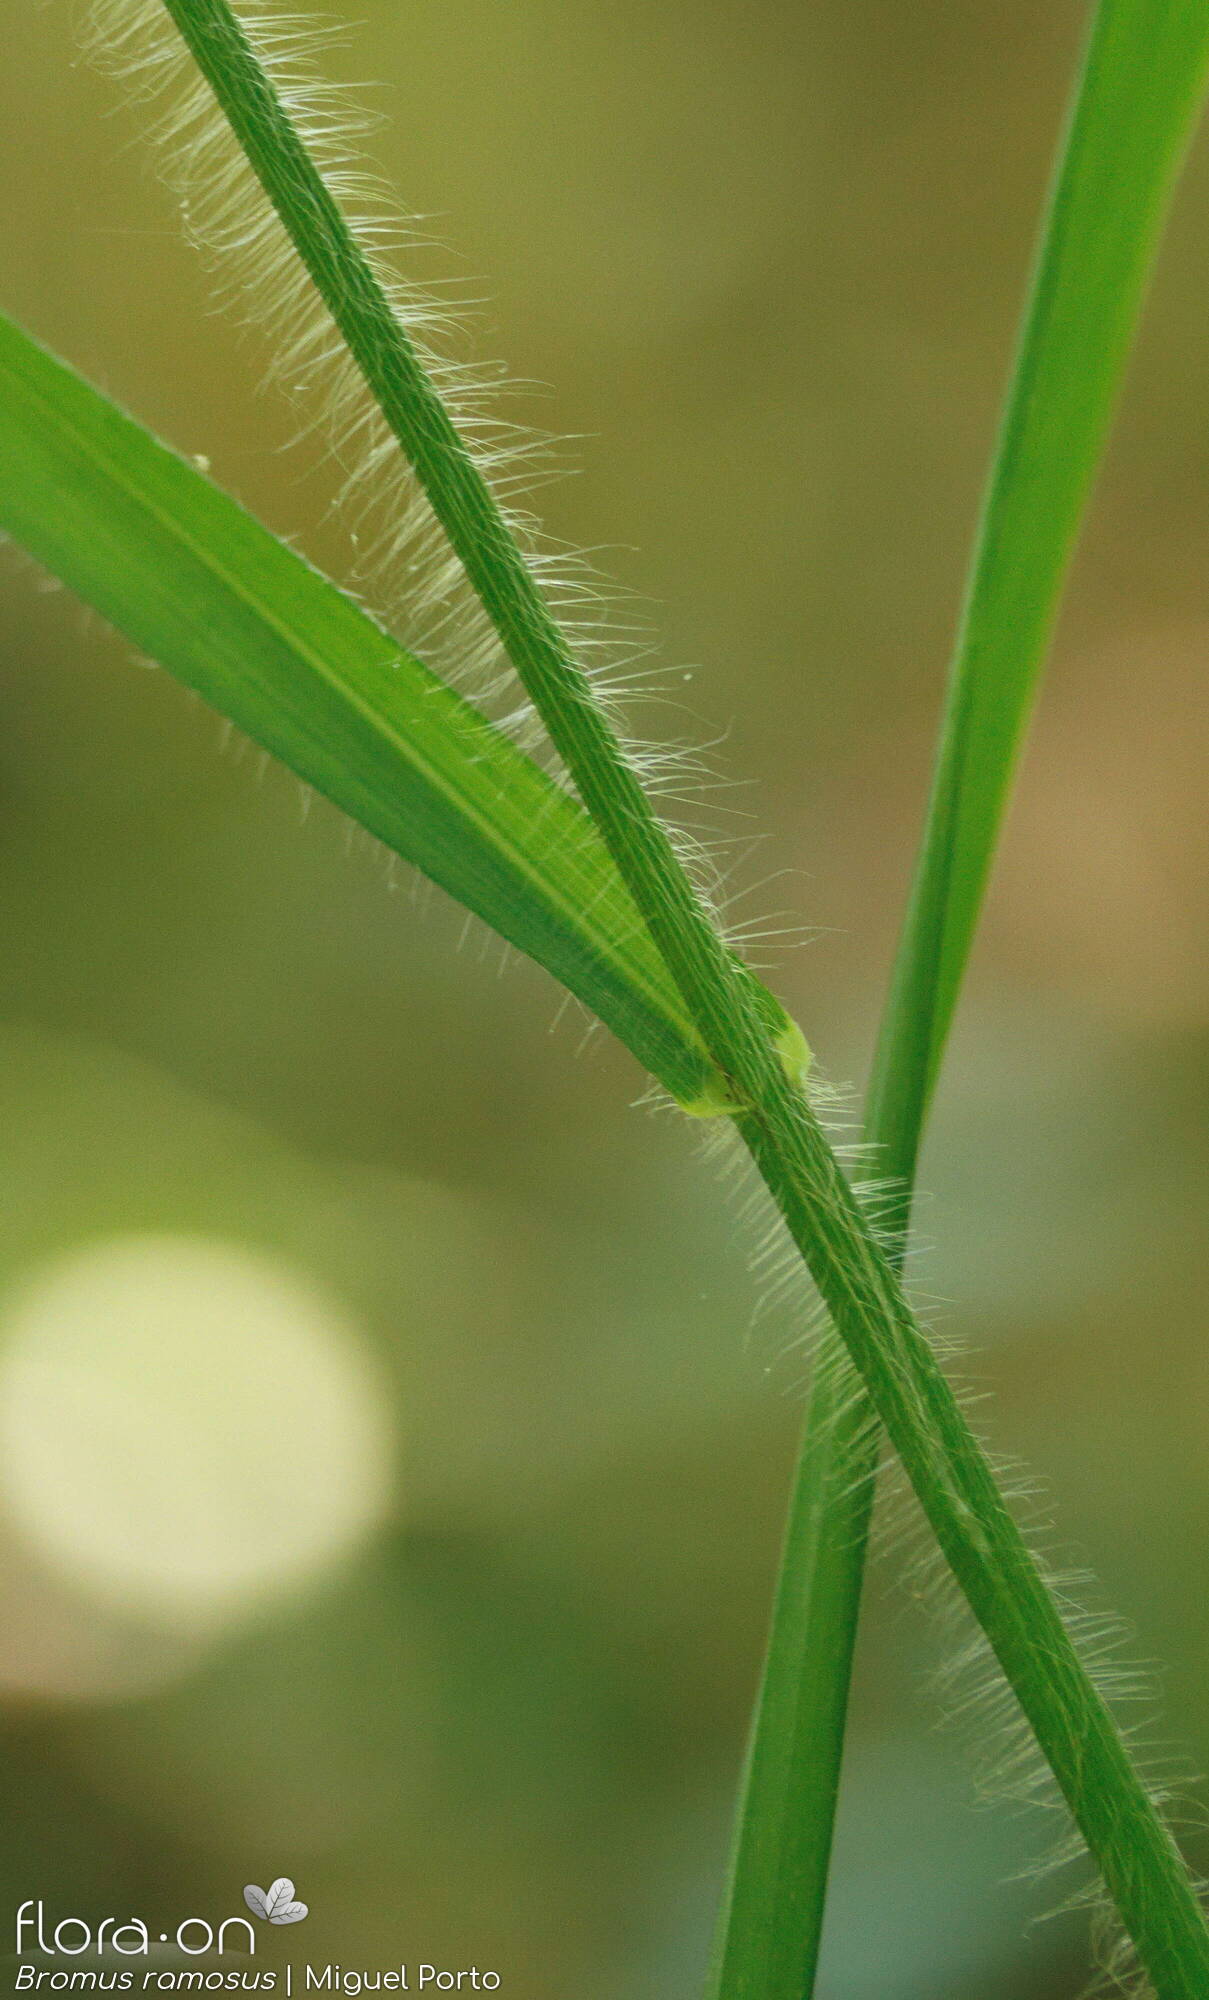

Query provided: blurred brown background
[3,2,1209,1994]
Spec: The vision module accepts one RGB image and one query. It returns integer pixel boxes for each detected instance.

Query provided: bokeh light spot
[0,1234,396,1632]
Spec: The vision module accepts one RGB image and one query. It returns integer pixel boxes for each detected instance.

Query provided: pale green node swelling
[680,1013,812,1119]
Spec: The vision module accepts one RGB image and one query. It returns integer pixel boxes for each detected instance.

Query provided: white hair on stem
[704,1091,1207,1996]
[76,0,762,938]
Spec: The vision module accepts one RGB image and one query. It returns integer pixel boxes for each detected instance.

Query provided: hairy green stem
[707,3,1209,1993]
[144,2,1209,1987]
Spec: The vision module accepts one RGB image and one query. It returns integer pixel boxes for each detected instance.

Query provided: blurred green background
[3,1,1209,1993]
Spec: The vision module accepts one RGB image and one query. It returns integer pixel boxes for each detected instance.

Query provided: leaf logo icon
[244,1880,309,1925]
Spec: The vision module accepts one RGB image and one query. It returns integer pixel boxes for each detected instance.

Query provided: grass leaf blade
[879,0,1209,1162]
[0,311,732,1115]
[708,4,1209,1995]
